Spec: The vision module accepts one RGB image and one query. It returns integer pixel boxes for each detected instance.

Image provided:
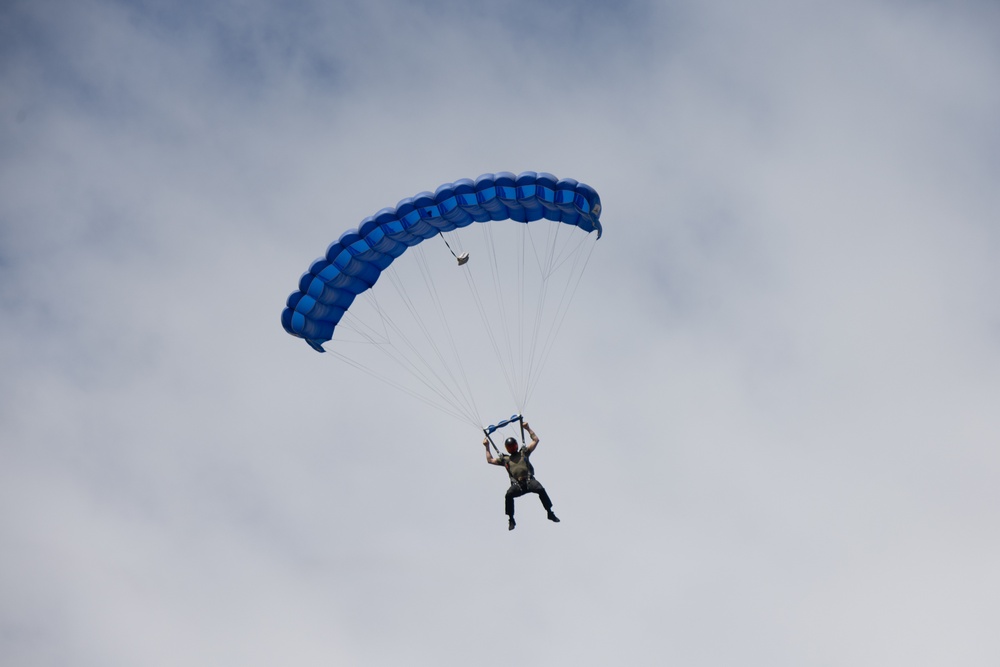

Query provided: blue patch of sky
[1,2,148,125]
[3,0,697,115]
[0,0,353,123]
[469,0,674,72]
[643,195,776,322]
[114,0,353,92]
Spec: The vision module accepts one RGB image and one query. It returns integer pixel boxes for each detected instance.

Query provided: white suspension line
[384,257,482,423]
[479,222,521,406]
[320,348,480,427]
[459,241,522,411]
[336,308,479,424]
[335,262,481,424]
[523,234,598,406]
[409,244,483,426]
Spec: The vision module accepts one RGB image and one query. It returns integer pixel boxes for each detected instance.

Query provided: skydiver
[483,421,560,531]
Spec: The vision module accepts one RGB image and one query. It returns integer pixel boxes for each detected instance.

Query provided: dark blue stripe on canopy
[281,171,603,352]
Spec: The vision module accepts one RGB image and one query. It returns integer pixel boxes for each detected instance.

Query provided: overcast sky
[3,0,1000,665]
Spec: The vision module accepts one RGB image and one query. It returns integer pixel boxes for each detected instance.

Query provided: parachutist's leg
[505,482,527,518]
[505,483,526,531]
[527,479,553,511]
[528,479,559,523]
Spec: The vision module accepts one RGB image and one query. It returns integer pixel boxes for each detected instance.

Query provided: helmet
[504,437,518,452]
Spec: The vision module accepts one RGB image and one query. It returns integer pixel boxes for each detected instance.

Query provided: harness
[502,449,534,485]
[483,414,526,456]
[483,414,535,489]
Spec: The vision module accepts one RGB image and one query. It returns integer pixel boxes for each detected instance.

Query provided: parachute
[282,171,603,429]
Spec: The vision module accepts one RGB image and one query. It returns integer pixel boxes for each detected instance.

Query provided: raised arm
[483,438,501,465]
[523,421,540,454]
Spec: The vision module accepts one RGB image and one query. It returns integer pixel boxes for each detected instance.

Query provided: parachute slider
[483,414,522,454]
[438,232,469,266]
[484,414,522,436]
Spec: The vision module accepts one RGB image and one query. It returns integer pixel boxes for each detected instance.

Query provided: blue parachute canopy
[282,171,603,352]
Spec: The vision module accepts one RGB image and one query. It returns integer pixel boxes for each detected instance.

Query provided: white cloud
[2,0,999,665]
